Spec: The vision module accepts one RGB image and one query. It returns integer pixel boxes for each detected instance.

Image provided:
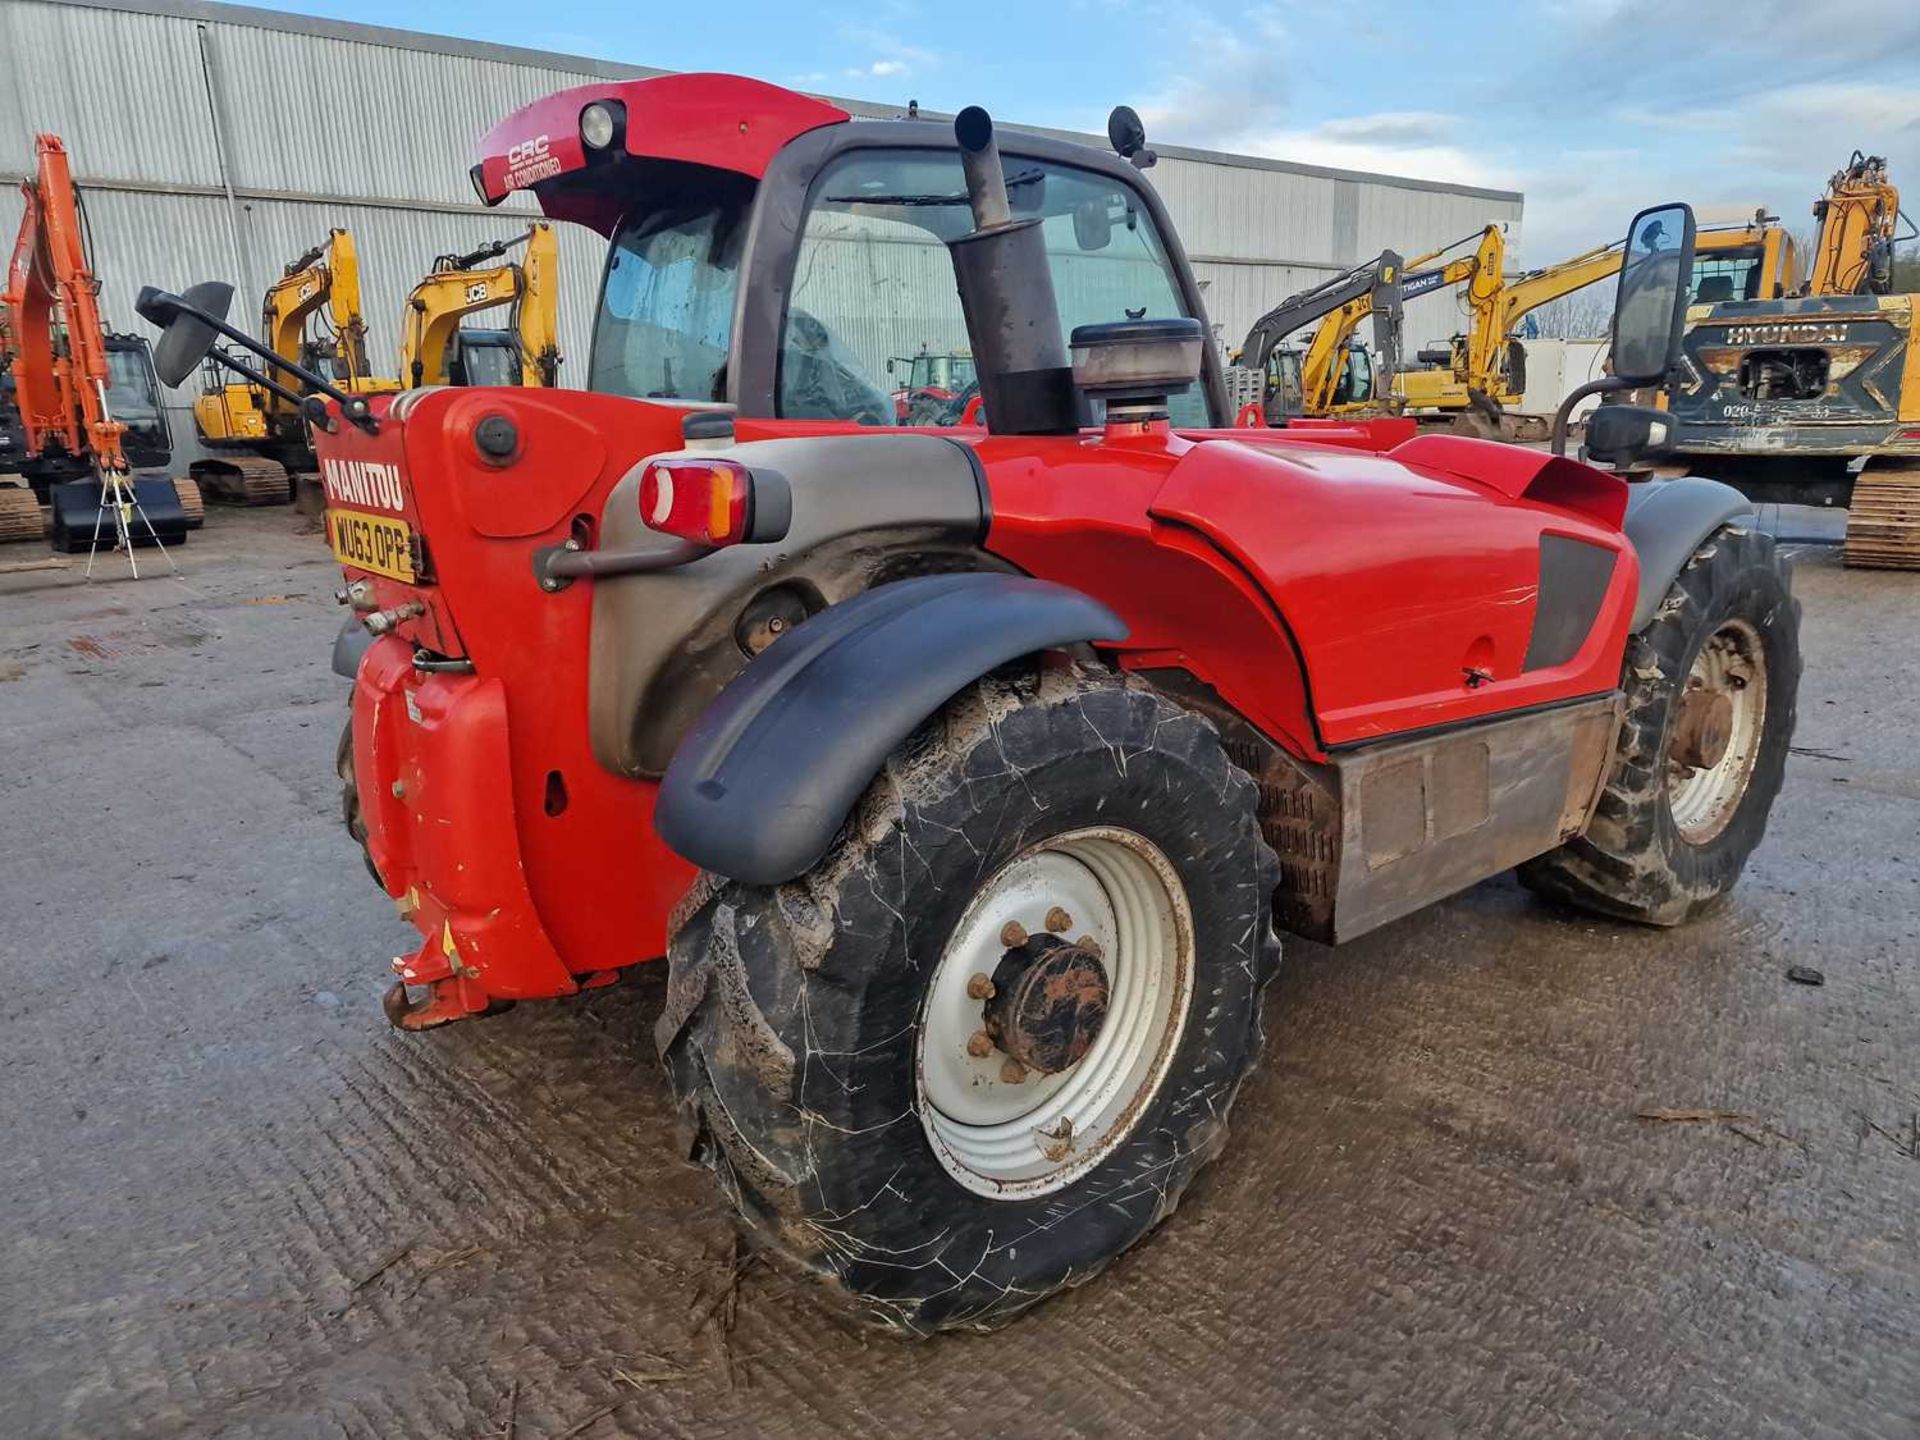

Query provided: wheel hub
[1671,683,1734,769]
[1665,619,1769,845]
[984,934,1110,1075]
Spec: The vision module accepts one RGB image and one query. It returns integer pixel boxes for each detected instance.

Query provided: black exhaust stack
[947,108,1079,435]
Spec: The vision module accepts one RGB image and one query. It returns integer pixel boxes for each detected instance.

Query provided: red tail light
[639,458,754,546]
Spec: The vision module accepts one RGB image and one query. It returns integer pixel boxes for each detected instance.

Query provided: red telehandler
[2,134,190,559]
[142,75,1800,1336]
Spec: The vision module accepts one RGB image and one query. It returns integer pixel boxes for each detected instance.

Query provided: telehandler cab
[141,75,1801,1336]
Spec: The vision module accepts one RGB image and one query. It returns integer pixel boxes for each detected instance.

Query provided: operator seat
[1694,275,1735,303]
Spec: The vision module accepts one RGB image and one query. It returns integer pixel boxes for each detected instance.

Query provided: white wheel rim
[1667,618,1768,844]
[915,827,1194,1199]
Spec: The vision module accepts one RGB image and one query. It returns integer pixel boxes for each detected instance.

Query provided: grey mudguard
[332,617,374,679]
[654,572,1128,885]
[1622,476,1753,630]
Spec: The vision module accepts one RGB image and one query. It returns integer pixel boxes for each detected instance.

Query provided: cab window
[590,169,754,402]
[780,149,1210,427]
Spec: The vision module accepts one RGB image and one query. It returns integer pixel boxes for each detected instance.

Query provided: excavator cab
[103,335,171,472]
[444,329,522,387]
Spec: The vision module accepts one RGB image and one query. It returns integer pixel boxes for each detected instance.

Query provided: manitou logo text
[322,457,405,513]
[504,134,561,189]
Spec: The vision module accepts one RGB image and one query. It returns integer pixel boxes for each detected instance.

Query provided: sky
[279,0,1914,265]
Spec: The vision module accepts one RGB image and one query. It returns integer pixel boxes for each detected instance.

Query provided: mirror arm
[206,348,308,411]
[186,304,379,434]
[1549,376,1629,457]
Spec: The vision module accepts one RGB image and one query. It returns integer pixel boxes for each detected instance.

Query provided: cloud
[1234,125,1509,190]
[1313,111,1459,147]
[1136,5,1293,147]
[834,25,940,81]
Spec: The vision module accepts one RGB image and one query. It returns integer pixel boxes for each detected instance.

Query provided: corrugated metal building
[0,0,1521,447]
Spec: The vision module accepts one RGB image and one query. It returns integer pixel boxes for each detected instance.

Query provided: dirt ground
[1,510,1913,1440]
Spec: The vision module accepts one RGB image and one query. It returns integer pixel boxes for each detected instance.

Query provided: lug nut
[999,920,1028,948]
[1045,907,1073,933]
[966,972,996,1000]
[1075,934,1102,958]
[966,1029,995,1059]
[999,1058,1029,1085]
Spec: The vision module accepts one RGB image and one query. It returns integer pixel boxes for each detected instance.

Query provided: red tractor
[140,75,1799,1336]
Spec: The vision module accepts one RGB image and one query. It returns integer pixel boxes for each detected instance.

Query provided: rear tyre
[336,716,380,886]
[1519,525,1799,924]
[658,668,1281,1335]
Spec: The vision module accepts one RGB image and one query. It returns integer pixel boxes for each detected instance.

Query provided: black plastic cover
[1621,476,1752,629]
[654,572,1128,884]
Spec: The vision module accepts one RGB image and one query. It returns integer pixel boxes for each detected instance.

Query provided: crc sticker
[504,134,562,189]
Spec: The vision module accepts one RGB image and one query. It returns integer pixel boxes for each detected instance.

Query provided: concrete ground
[1,510,1913,1440]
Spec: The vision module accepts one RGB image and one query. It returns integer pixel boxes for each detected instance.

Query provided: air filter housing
[1069,317,1203,420]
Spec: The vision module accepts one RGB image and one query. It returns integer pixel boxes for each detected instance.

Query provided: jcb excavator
[1241,226,1505,424]
[1399,215,1800,438]
[397,223,560,390]
[1669,152,1920,568]
[192,228,396,505]
[1230,249,1405,425]
[0,134,188,553]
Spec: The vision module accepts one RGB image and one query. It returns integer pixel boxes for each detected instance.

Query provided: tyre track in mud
[1,518,1913,1438]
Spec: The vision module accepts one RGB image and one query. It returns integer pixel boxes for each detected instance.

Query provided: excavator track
[1843,465,1920,570]
[172,476,206,529]
[0,484,46,544]
[190,455,292,507]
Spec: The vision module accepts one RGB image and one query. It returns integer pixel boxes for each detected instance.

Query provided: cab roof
[473,73,851,233]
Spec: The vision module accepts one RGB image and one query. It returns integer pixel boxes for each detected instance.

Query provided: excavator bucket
[48,476,191,554]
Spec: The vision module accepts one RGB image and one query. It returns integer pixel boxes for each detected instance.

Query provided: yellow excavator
[1398,215,1801,436]
[1241,226,1505,424]
[1670,152,1920,568]
[398,222,560,390]
[1805,151,1905,297]
[191,228,396,503]
[1229,248,1406,425]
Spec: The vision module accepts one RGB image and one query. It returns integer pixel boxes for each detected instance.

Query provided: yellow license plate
[328,509,416,583]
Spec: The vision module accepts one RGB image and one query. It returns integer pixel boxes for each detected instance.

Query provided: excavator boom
[1808,152,1910,297]
[5,135,125,474]
[1,134,186,553]
[399,222,560,389]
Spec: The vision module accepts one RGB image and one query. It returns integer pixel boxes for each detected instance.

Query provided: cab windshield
[782,149,1209,427]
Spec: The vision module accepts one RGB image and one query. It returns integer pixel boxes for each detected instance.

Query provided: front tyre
[658,668,1281,1335]
[1520,525,1800,924]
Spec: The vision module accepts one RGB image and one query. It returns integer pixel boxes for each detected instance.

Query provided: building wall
[0,0,1521,452]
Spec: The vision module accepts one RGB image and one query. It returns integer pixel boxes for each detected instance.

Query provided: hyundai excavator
[1669,152,1920,568]
[397,222,560,391]
[1,134,188,554]
[191,228,396,505]
[1399,215,1800,438]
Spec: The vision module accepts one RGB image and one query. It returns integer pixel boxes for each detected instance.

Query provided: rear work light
[638,457,791,547]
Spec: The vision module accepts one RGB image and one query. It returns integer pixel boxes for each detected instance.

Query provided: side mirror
[1106,105,1157,170]
[1582,403,1674,467]
[1610,203,1696,385]
[1072,196,1114,251]
[137,281,234,387]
